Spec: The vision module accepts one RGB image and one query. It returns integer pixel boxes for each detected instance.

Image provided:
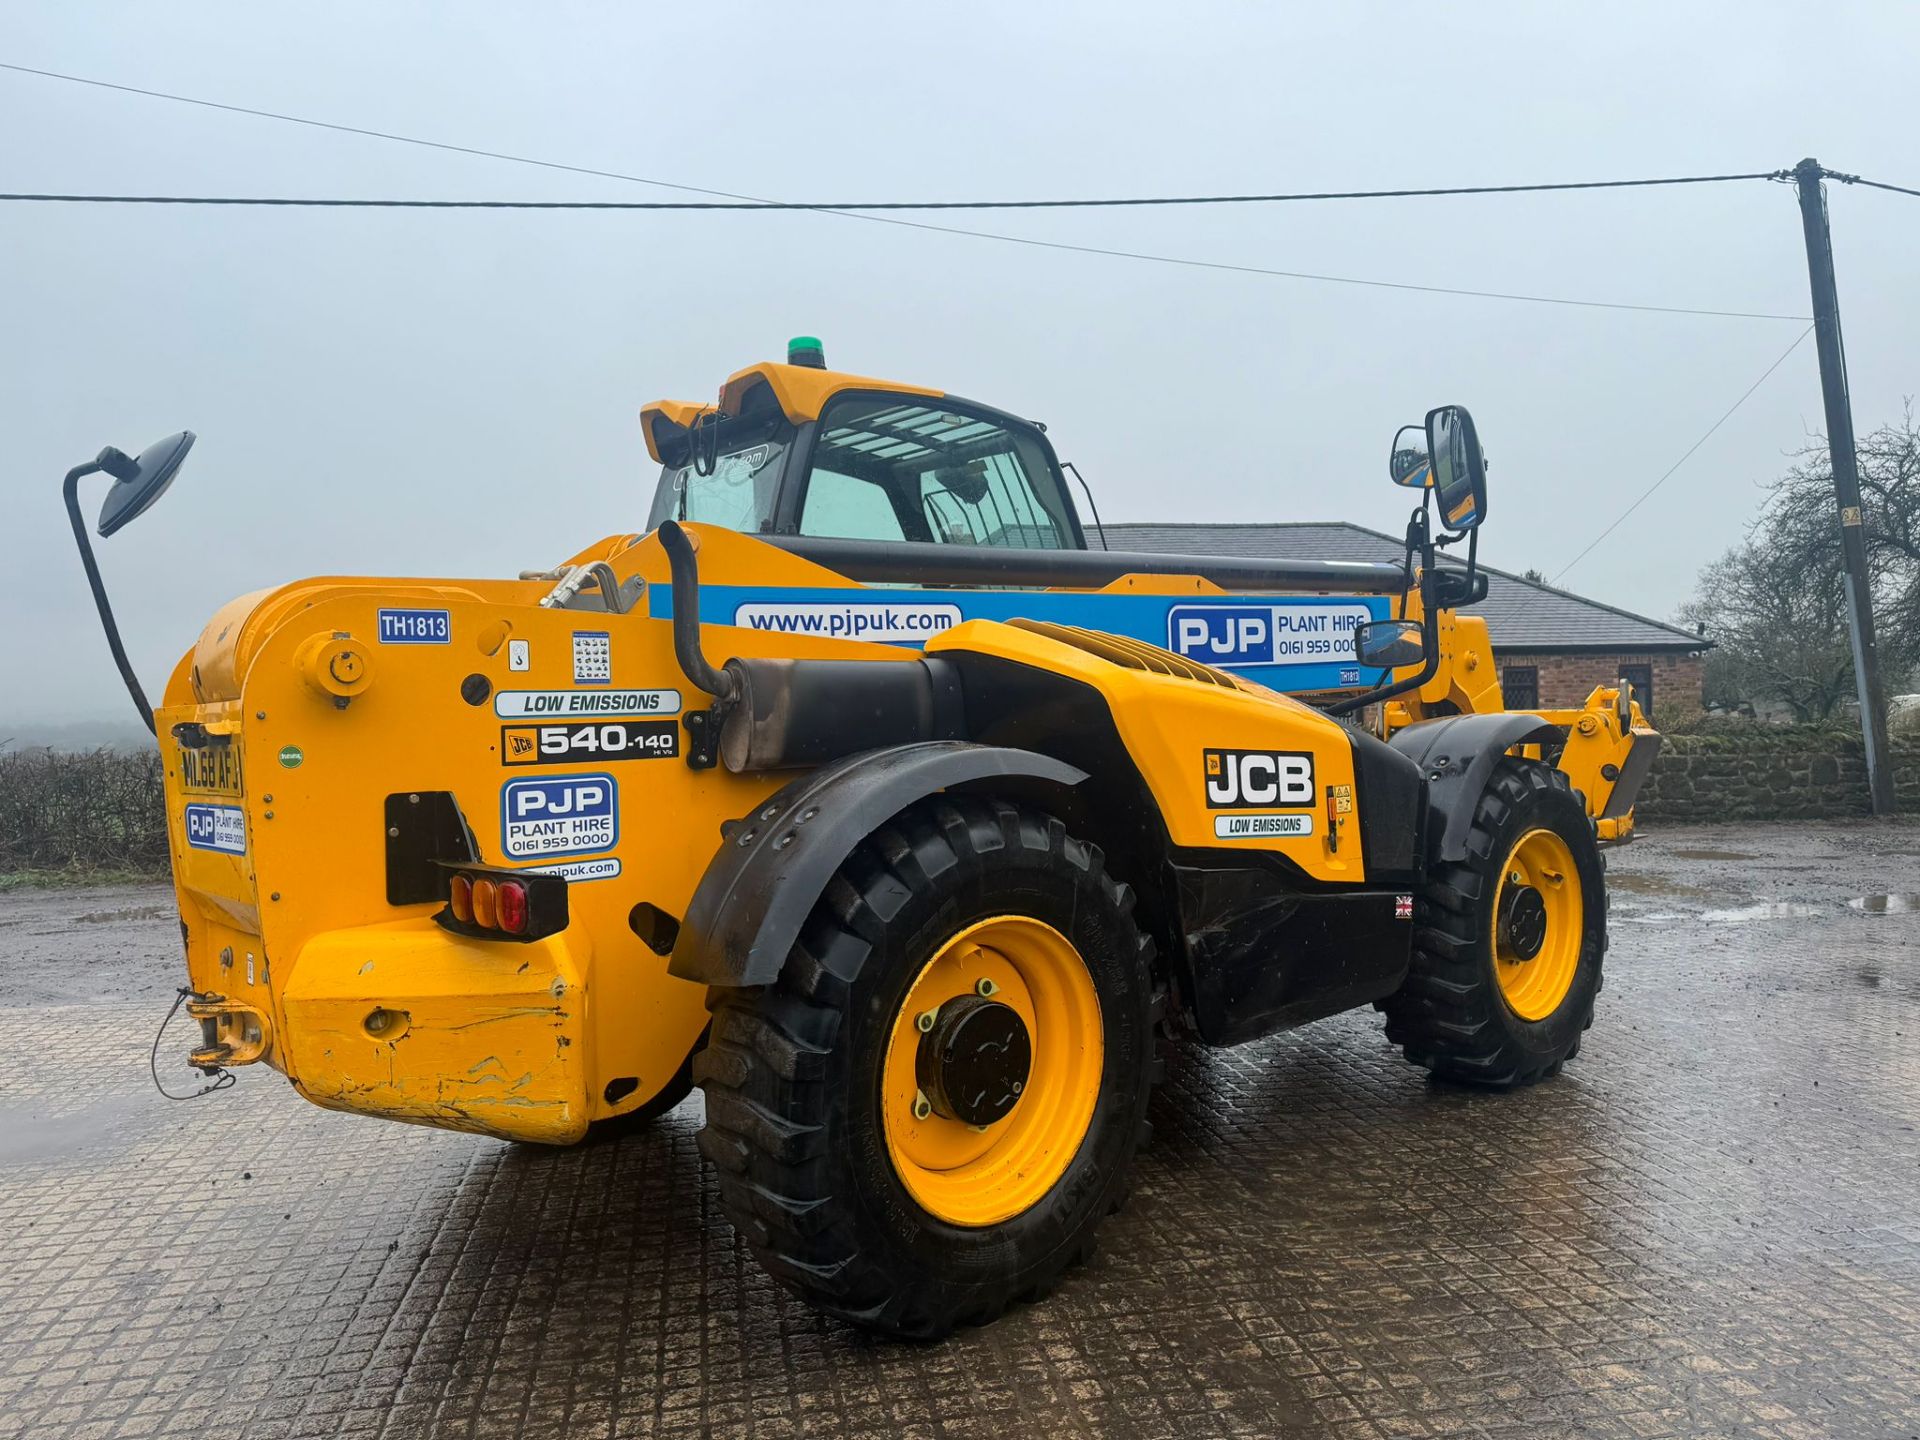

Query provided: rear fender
[669,742,1086,987]
[1390,712,1565,862]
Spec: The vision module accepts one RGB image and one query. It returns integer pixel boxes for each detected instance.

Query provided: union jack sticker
[1394,894,1414,921]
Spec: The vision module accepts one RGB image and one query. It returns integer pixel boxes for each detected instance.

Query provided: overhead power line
[0,175,1794,211]
[1836,174,1920,199]
[1552,323,1816,583]
[0,60,1809,321]
[0,189,1813,321]
[0,64,1789,210]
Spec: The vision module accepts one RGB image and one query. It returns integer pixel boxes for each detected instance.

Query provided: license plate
[178,740,244,796]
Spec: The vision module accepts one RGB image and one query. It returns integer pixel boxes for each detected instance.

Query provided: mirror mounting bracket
[64,460,156,734]
[61,430,197,736]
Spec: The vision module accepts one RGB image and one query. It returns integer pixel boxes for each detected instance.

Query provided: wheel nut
[975,977,998,997]
[915,1010,937,1033]
[912,1091,932,1121]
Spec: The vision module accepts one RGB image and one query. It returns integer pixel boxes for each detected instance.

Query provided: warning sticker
[572,631,611,684]
[500,773,619,859]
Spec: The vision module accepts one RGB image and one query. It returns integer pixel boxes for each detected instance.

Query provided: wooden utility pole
[1792,157,1896,814]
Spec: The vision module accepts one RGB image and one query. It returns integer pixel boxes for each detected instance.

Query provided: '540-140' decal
[501,722,679,766]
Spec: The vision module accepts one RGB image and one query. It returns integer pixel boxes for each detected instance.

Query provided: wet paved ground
[2,822,1917,1439]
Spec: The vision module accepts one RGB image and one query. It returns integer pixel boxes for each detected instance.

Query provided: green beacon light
[787,335,826,369]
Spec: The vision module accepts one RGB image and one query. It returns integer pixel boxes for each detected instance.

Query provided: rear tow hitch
[149,989,268,1101]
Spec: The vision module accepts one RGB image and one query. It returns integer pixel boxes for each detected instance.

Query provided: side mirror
[97,431,195,537]
[1355,619,1425,669]
[1388,425,1432,489]
[1425,405,1486,531]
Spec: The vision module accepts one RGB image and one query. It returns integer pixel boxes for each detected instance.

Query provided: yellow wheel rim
[1492,828,1584,1021]
[881,916,1104,1228]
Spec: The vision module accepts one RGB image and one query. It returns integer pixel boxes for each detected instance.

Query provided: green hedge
[0,747,169,874]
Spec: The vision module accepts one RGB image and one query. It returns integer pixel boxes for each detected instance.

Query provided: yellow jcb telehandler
[63,338,1657,1337]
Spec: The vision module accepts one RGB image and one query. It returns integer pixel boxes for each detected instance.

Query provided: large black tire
[695,796,1160,1339]
[1382,757,1606,1087]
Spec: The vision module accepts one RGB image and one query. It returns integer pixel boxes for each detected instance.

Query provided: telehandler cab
[67,339,1657,1337]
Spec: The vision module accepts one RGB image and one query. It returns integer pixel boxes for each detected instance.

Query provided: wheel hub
[916,996,1032,1127]
[1498,884,1549,960]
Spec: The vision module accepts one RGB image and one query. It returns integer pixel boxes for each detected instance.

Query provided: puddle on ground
[0,1099,138,1165]
[70,905,173,925]
[1668,848,1759,862]
[1699,902,1826,924]
[1850,894,1920,914]
[1609,873,1714,900]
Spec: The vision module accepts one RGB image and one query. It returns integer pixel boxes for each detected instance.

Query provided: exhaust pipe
[656,520,740,703]
[654,521,963,771]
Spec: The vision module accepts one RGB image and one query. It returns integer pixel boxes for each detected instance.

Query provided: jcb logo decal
[1203,748,1315,809]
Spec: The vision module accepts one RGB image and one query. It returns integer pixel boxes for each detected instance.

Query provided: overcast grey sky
[4,1,1915,727]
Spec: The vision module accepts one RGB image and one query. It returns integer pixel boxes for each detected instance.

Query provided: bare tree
[1766,405,1920,681]
[1681,405,1920,719]
[1680,541,1858,720]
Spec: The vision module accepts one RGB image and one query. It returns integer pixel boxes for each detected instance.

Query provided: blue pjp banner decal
[649,585,1390,694]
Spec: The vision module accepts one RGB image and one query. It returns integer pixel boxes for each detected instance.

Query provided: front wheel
[695,796,1159,1338]
[1382,757,1606,1086]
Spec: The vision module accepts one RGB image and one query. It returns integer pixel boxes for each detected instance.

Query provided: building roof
[1099,521,1708,654]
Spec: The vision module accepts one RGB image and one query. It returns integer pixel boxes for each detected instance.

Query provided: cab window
[795,396,1075,548]
[800,467,906,541]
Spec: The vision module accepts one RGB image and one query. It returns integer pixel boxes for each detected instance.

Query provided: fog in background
[4,1,1916,730]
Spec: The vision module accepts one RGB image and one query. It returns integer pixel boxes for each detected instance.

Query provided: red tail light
[496,880,529,935]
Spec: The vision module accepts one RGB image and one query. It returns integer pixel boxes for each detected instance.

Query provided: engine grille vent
[1007,619,1242,689]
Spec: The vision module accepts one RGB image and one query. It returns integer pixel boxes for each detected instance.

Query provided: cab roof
[639,361,942,464]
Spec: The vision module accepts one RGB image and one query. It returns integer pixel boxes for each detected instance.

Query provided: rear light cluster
[437,866,568,942]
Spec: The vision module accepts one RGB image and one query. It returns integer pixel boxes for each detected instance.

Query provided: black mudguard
[669,741,1087,987]
[1390,712,1565,862]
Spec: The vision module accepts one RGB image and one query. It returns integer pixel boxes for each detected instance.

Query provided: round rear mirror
[97,431,195,537]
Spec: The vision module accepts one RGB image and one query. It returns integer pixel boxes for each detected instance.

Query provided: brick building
[1103,522,1709,714]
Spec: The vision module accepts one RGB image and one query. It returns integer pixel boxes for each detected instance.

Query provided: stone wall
[1635,732,1920,822]
[1496,651,1705,712]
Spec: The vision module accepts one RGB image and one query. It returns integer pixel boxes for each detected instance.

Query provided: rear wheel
[695,796,1158,1338]
[1382,757,1606,1086]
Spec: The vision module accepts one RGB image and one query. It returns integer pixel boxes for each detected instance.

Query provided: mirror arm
[1062,461,1108,551]
[64,462,157,735]
[1325,532,1443,719]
